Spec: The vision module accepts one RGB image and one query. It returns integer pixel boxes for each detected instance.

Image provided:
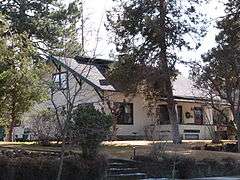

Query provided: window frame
[114,102,134,125]
[156,105,183,125]
[156,105,170,125]
[194,107,204,125]
[52,71,69,90]
[177,105,183,124]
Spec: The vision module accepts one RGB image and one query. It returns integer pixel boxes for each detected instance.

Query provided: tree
[0,14,47,141]
[191,0,240,150]
[70,106,112,159]
[30,109,60,145]
[0,0,83,56]
[106,0,207,144]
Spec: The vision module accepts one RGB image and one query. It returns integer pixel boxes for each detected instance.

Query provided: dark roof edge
[75,56,114,65]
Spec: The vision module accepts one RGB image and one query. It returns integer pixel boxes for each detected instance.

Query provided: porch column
[175,104,181,124]
[204,106,213,125]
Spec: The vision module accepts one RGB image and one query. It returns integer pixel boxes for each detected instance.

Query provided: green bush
[71,106,112,158]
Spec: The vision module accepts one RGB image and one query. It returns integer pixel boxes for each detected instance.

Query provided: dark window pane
[156,105,170,125]
[78,103,94,108]
[194,107,203,125]
[52,72,68,90]
[177,106,183,124]
[114,102,133,125]
[99,79,110,86]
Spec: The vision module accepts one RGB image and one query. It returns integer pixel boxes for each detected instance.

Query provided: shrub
[29,109,61,145]
[0,153,107,180]
[134,154,240,178]
[149,142,168,160]
[70,106,112,158]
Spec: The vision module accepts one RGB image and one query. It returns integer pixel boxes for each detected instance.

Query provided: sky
[66,0,227,77]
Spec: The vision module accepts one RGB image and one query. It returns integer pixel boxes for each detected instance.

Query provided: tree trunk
[159,0,181,144]
[7,120,15,142]
[237,133,240,152]
[7,111,16,142]
[231,107,240,152]
[107,101,118,141]
[56,137,66,180]
[212,131,221,144]
[7,92,17,142]
[235,118,240,152]
[167,94,181,144]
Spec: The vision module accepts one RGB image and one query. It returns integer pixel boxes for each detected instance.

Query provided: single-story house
[14,56,233,141]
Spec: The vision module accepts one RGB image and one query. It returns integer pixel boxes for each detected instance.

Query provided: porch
[150,101,217,140]
[113,96,230,140]
[142,99,224,140]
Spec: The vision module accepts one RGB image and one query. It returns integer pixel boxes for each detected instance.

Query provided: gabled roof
[49,56,206,99]
[48,56,115,91]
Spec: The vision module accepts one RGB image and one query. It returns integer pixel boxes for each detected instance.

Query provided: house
[15,56,233,141]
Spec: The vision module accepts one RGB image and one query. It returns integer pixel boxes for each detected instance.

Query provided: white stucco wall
[105,92,151,136]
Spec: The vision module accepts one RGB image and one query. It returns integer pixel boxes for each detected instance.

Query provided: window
[114,102,133,125]
[213,109,229,125]
[156,105,170,125]
[185,134,199,140]
[99,79,110,86]
[156,105,182,125]
[194,107,203,125]
[177,106,183,124]
[78,103,94,109]
[184,130,200,133]
[52,72,68,90]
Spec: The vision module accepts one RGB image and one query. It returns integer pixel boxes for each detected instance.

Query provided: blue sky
[65,0,226,76]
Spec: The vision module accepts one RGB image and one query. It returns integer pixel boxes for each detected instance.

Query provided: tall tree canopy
[107,0,207,143]
[192,1,240,150]
[0,14,47,141]
[0,0,83,56]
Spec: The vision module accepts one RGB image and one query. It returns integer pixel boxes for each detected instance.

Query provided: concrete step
[106,158,147,180]
[107,167,139,175]
[108,158,137,164]
[108,162,136,168]
[107,172,147,180]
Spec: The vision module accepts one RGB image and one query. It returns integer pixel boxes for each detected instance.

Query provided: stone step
[107,167,139,175]
[108,162,136,168]
[108,158,137,164]
[107,172,147,180]
[106,158,147,179]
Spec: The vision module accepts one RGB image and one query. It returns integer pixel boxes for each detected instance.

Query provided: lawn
[0,140,240,160]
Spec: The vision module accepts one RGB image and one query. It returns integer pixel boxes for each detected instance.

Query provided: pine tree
[0,15,47,141]
[0,0,83,56]
[107,0,207,143]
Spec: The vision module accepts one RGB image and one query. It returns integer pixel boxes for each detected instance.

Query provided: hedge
[134,155,240,179]
[0,153,107,180]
